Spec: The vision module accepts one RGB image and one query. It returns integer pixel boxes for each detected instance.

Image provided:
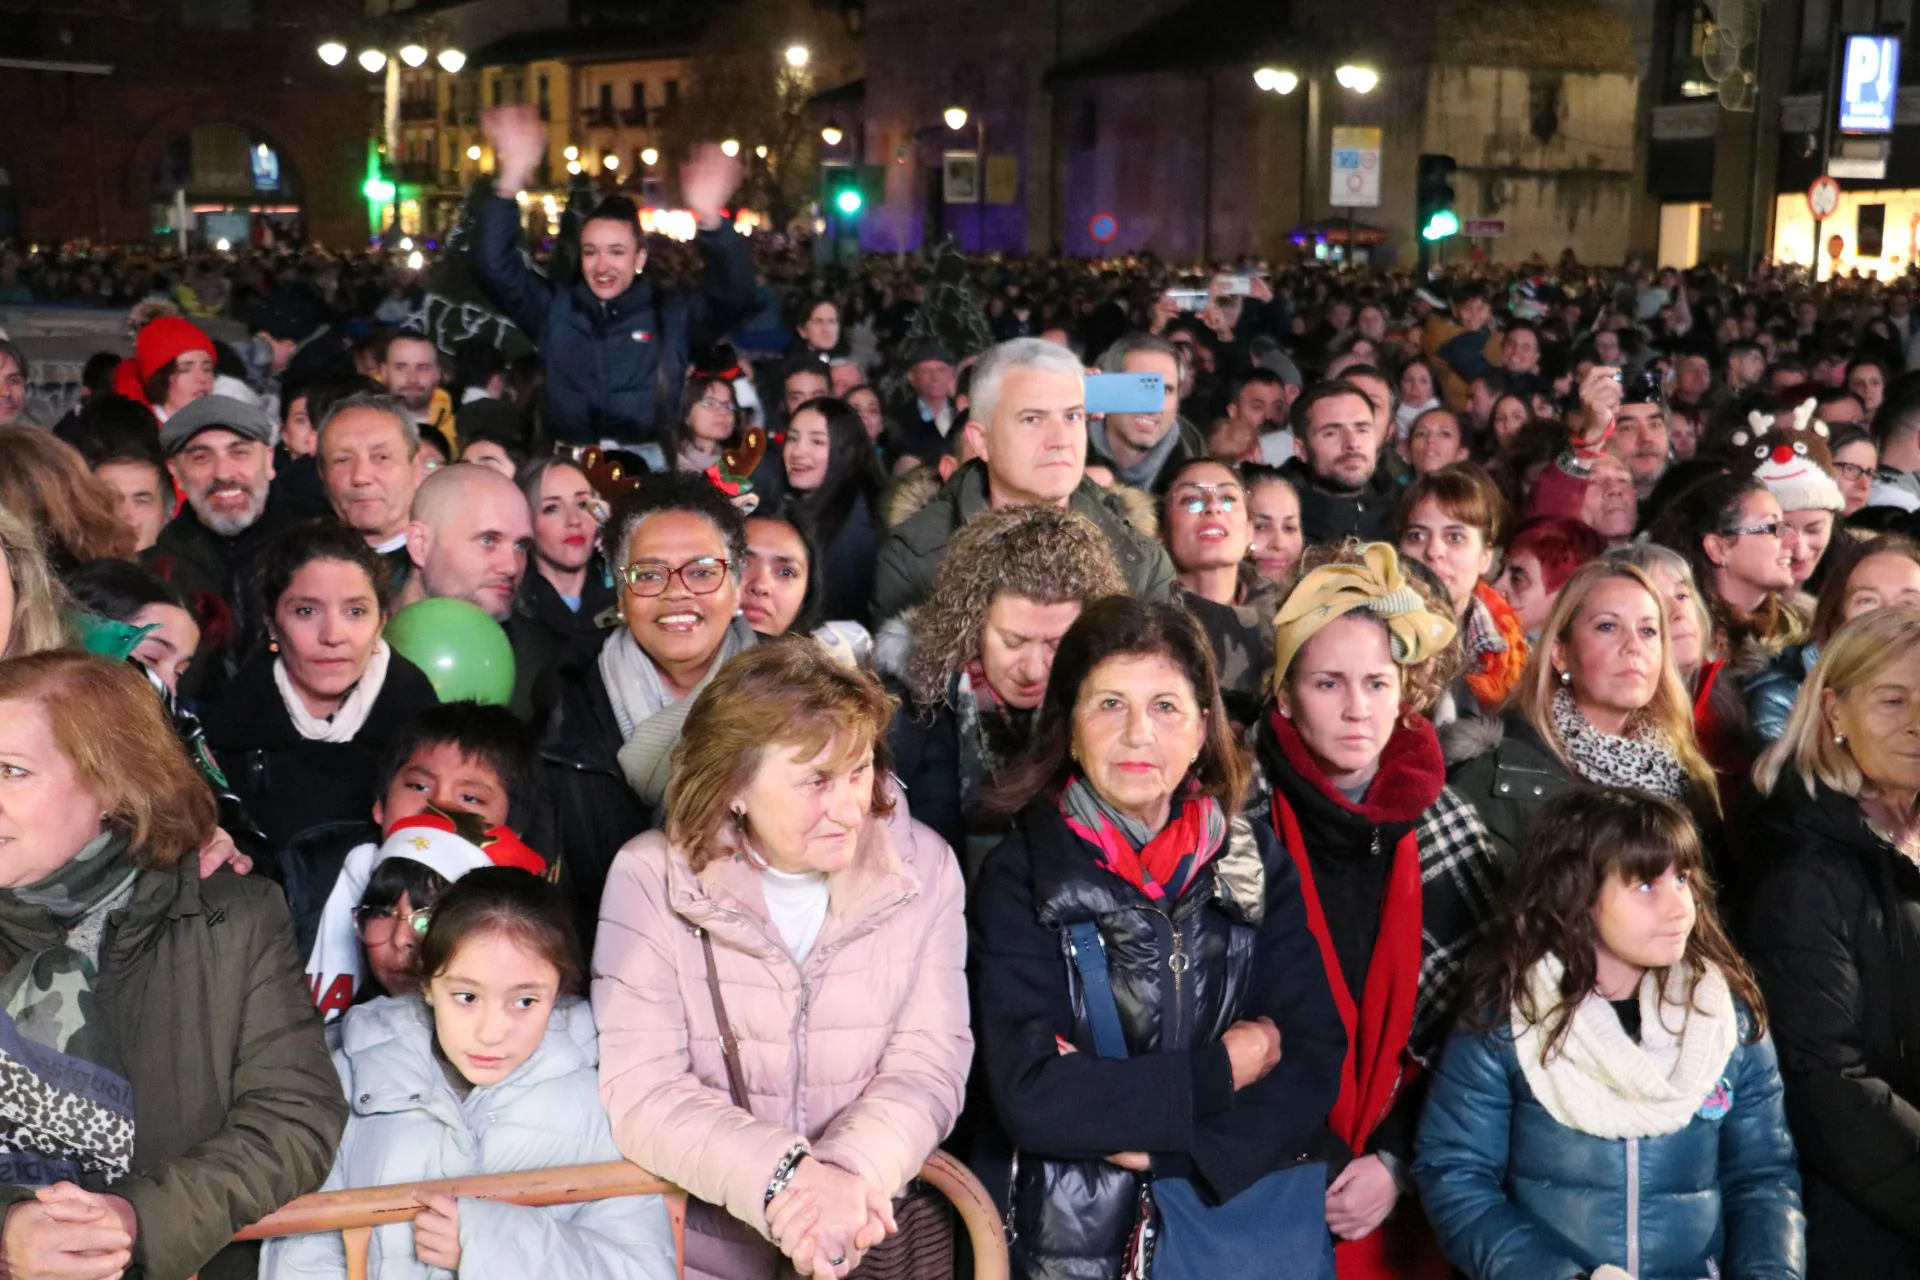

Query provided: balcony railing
[398,99,438,123]
[580,105,617,128]
[197,1152,1008,1280]
[621,106,649,127]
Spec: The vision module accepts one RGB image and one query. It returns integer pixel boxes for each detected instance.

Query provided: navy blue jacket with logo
[471,194,756,445]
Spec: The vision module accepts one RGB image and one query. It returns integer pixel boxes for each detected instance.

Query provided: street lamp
[435,48,466,74]
[317,40,347,66]
[944,105,969,131]
[567,160,583,175]
[357,48,387,73]
[398,43,428,68]
[603,153,619,170]
[564,145,579,161]
[821,124,843,146]
[1335,64,1379,93]
[721,138,741,157]
[1254,67,1299,94]
[754,144,769,159]
[641,147,659,167]
[784,44,810,69]
[466,144,482,161]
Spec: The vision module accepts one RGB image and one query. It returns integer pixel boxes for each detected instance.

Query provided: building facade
[0,0,369,247]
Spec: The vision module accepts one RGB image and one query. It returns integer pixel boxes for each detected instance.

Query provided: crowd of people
[11,100,1920,1280]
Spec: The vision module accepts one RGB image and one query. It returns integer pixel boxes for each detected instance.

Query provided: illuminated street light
[784,44,810,68]
[721,139,741,157]
[466,144,482,161]
[357,48,387,73]
[317,40,347,66]
[567,159,583,175]
[400,236,413,251]
[641,147,659,166]
[754,144,769,159]
[821,125,843,146]
[436,48,466,74]
[1253,67,1280,91]
[563,145,579,161]
[1335,64,1379,93]
[604,153,619,170]
[944,106,969,131]
[399,43,428,68]
[407,250,425,269]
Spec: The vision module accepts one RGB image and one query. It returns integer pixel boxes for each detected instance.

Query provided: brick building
[0,0,370,247]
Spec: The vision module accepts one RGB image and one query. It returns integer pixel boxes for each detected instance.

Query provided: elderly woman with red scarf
[1252,542,1503,1280]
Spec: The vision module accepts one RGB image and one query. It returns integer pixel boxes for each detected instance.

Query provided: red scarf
[1265,711,1434,1148]
[1060,780,1224,904]
[1267,711,1451,1280]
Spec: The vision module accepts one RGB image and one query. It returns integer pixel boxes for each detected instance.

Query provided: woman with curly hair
[876,502,1126,878]
[0,501,71,658]
[1251,541,1502,1279]
[0,426,136,571]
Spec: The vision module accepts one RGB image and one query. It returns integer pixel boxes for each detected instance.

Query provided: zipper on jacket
[791,972,811,1133]
[1625,1135,1641,1278]
[1167,917,1189,1045]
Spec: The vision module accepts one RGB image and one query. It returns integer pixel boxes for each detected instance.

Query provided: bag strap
[698,927,752,1111]
[1065,920,1130,1061]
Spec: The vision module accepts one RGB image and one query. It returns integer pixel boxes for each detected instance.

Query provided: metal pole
[976,117,985,253]
[1743,0,1768,277]
[1816,14,1841,280]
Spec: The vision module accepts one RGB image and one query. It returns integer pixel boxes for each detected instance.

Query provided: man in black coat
[471,104,755,449]
[1279,378,1397,544]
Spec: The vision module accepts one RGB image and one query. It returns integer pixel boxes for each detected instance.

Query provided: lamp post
[1253,61,1377,265]
[318,30,468,238]
[946,104,986,252]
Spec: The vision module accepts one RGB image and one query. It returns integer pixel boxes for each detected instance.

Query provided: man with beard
[1279,379,1396,543]
[144,394,316,696]
[1087,333,1203,492]
[1610,374,1673,499]
[379,329,452,439]
[396,464,532,622]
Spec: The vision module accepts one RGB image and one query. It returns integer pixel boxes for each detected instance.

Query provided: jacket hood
[1439,714,1507,767]
[1106,481,1160,539]
[882,466,946,529]
[338,994,600,1115]
[871,612,917,684]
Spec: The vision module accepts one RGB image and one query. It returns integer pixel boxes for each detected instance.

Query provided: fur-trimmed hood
[1106,481,1159,539]
[872,611,917,685]
[882,466,946,529]
[1440,712,1508,767]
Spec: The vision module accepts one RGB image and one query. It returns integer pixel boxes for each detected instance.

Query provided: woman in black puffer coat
[974,597,1345,1280]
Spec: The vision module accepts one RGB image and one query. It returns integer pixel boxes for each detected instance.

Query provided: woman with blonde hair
[1746,606,1920,1276]
[0,503,70,658]
[1250,542,1501,1277]
[1446,559,1719,865]
[593,637,970,1280]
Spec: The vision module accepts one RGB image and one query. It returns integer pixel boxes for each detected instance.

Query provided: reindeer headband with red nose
[1731,398,1844,514]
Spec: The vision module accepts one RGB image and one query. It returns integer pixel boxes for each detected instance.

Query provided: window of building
[1663,1,1716,100]
[665,79,680,107]
[599,82,614,117]
[491,79,503,107]
[631,81,645,110]
[538,73,550,121]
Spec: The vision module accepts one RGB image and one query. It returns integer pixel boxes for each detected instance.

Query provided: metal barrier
[211,1149,1008,1280]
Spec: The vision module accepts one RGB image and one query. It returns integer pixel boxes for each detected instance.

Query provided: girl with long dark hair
[781,395,883,626]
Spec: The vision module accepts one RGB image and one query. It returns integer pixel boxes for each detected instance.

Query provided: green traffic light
[834,187,863,215]
[1422,210,1460,242]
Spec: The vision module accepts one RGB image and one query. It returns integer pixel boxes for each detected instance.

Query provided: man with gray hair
[317,392,428,587]
[871,337,1174,621]
[1087,332,1205,492]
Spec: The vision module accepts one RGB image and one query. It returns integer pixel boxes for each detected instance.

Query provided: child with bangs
[1413,788,1804,1280]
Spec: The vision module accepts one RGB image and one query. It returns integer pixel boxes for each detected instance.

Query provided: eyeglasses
[695,397,732,412]
[1834,461,1874,484]
[352,904,431,944]
[1722,520,1783,539]
[620,557,732,597]
[1173,485,1241,515]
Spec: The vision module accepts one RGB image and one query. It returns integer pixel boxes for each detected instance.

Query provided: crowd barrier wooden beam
[208,1150,1008,1280]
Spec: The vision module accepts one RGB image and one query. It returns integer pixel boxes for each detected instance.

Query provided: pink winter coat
[591,800,972,1280]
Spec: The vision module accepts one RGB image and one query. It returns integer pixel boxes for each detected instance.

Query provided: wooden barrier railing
[219,1149,1008,1280]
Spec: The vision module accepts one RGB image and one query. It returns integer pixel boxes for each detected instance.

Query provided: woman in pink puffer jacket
[592,640,972,1280]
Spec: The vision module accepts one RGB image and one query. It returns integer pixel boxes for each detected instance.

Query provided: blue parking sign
[1841,34,1901,134]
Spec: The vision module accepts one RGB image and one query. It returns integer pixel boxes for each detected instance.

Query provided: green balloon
[384,598,515,706]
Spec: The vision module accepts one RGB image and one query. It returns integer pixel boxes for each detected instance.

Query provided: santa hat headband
[1733,399,1844,515]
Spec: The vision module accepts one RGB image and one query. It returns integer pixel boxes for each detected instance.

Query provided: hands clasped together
[765,1156,897,1279]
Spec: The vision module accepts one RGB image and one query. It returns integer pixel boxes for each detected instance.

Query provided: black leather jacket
[974,797,1345,1280]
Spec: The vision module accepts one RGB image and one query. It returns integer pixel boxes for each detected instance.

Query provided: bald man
[398,463,533,620]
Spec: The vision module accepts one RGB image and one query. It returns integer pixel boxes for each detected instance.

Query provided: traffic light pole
[1815,16,1841,279]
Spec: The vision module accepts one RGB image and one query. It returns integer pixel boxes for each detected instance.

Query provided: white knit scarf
[273,640,392,744]
[1512,955,1737,1140]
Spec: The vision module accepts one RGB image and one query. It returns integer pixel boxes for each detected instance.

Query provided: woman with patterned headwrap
[1252,541,1503,1280]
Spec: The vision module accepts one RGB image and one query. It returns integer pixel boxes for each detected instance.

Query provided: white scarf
[1512,955,1738,1140]
[274,641,392,744]
[599,627,674,741]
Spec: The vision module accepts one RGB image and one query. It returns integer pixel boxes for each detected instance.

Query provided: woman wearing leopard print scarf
[1444,560,1720,868]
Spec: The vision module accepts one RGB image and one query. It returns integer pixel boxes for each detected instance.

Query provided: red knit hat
[111,316,217,407]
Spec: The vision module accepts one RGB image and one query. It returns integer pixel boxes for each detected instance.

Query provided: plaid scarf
[1060,777,1226,904]
[0,831,139,1185]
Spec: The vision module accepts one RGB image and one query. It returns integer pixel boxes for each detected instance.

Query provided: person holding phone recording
[1087,333,1205,493]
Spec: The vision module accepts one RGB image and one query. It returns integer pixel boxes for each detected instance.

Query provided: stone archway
[147,122,303,248]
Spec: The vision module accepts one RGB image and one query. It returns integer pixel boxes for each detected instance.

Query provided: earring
[1835,732,1847,746]
[731,808,748,830]
[1070,744,1080,762]
[1279,706,1292,719]
[1558,669,1572,687]
[268,638,279,653]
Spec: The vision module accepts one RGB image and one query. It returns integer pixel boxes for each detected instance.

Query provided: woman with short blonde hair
[1746,605,1920,1274]
[594,638,969,1280]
